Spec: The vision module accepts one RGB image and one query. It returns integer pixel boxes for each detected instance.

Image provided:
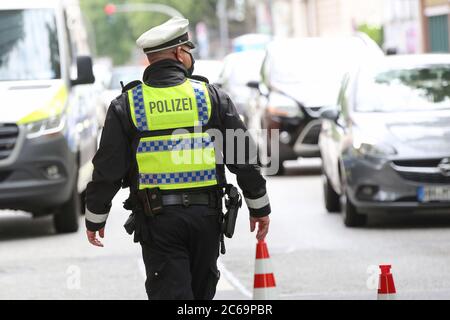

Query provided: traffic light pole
[105,3,184,18]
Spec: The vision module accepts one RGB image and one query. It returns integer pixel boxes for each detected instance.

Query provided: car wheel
[323,174,340,213]
[341,191,367,227]
[54,178,80,234]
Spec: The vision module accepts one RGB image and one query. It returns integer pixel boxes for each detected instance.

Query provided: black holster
[124,212,136,235]
[123,197,136,235]
[221,184,242,239]
[123,193,150,243]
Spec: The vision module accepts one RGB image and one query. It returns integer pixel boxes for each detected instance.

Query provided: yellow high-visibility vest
[127,79,218,190]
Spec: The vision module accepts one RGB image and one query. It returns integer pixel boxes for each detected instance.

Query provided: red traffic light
[104,4,117,16]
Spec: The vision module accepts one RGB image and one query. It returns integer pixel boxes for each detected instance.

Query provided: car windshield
[0,9,61,81]
[356,64,450,112]
[271,56,346,87]
[269,40,361,86]
[267,40,366,105]
[108,67,144,90]
[224,51,265,86]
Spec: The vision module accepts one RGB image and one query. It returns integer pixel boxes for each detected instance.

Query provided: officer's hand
[87,228,105,247]
[250,216,270,241]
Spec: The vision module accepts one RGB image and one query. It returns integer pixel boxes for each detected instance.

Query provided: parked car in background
[93,58,113,128]
[232,33,271,52]
[0,0,98,233]
[320,55,450,227]
[248,35,383,175]
[216,50,266,124]
[100,65,145,117]
[194,59,223,84]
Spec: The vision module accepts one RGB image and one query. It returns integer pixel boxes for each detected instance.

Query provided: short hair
[146,45,192,63]
[146,47,175,60]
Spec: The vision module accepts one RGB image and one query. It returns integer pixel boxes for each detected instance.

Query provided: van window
[0,9,61,81]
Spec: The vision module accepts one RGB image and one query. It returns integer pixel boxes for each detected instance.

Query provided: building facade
[252,0,450,55]
[383,0,423,54]
[269,0,384,38]
[420,0,450,52]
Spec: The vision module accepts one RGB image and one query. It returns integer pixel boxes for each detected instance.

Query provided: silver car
[319,55,450,227]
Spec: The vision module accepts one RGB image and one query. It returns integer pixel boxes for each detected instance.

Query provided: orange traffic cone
[253,240,278,300]
[377,265,396,300]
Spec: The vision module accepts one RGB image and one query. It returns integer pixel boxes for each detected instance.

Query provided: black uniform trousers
[140,205,222,300]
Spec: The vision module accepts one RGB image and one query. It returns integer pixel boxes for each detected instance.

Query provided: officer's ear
[174,47,185,64]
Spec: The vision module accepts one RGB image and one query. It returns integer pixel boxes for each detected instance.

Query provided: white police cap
[136,17,195,54]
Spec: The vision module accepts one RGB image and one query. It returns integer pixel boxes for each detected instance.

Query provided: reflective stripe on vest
[137,136,213,153]
[139,169,217,187]
[128,79,217,190]
[131,85,148,131]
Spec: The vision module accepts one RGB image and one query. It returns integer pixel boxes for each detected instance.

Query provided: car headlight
[267,93,303,118]
[26,114,66,139]
[352,132,397,157]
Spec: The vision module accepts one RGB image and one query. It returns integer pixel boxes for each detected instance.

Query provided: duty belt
[136,188,221,217]
[162,192,219,208]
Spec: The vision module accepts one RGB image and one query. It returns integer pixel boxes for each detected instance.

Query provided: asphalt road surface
[2,159,450,300]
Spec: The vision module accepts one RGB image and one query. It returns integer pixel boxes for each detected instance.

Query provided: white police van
[0,0,98,233]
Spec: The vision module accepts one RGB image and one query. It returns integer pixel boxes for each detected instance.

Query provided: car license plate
[418,186,450,203]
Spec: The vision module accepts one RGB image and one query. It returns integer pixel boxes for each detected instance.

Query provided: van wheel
[323,174,340,213]
[341,192,367,227]
[54,183,80,234]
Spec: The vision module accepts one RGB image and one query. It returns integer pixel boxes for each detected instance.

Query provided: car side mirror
[246,81,260,90]
[71,56,95,86]
[320,107,340,122]
[247,81,270,97]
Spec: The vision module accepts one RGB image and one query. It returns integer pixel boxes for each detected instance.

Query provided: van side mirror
[320,107,340,122]
[71,56,95,86]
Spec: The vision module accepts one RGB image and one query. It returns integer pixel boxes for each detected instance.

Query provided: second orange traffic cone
[377,264,396,300]
[253,240,278,300]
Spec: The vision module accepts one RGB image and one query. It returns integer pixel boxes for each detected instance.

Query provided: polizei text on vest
[149,98,193,114]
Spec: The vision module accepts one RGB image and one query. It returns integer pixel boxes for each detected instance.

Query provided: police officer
[85,17,271,300]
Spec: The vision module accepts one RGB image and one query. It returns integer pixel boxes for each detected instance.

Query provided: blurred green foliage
[80,0,218,65]
[357,24,384,48]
